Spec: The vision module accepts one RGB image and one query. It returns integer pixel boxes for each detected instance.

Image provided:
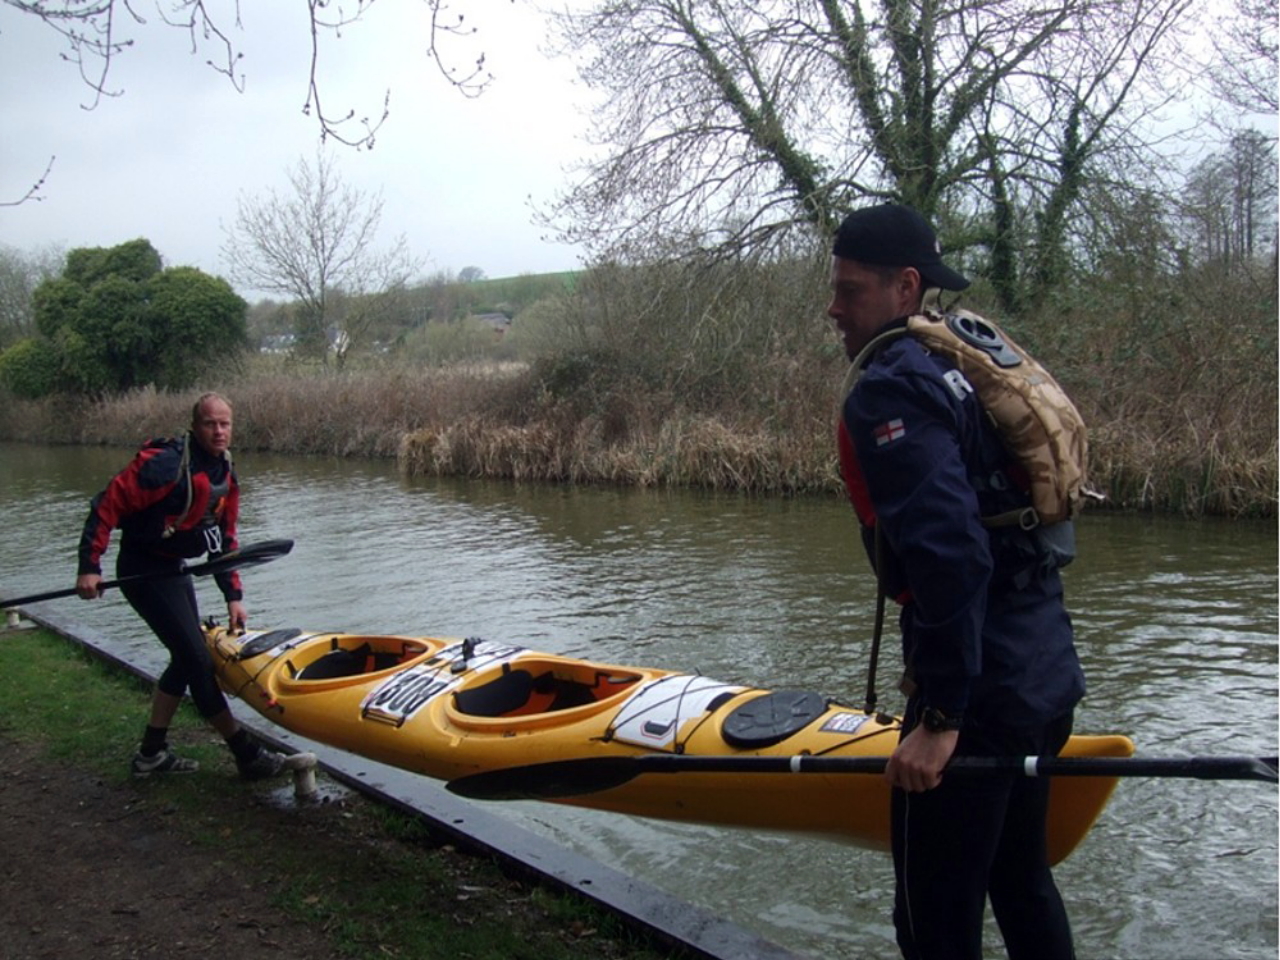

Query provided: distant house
[471,312,513,340]
[260,334,297,354]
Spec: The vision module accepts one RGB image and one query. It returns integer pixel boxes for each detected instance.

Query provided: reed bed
[399,411,839,494]
[0,362,528,458]
[0,347,1273,518]
[1087,420,1278,517]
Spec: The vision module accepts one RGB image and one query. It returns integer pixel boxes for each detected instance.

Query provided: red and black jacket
[77,435,242,601]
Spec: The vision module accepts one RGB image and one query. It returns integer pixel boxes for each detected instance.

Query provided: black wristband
[921,706,963,732]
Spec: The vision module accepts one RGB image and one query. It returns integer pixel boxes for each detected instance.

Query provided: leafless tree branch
[5,0,499,150]
[1,155,56,207]
[541,0,1201,315]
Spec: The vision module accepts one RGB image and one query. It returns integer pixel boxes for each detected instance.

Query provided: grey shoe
[237,747,286,781]
[131,746,199,777]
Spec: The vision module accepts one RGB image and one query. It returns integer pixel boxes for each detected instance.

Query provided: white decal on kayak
[360,639,522,725]
[820,713,871,735]
[610,675,744,749]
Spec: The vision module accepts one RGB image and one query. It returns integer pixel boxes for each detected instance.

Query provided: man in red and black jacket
[76,392,285,781]
[828,204,1086,960]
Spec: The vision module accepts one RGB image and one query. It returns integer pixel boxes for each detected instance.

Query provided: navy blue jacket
[838,324,1085,728]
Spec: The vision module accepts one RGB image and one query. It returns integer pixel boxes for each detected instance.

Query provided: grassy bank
[0,625,683,960]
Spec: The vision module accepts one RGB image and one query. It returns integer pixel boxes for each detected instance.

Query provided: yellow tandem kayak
[206,624,1133,864]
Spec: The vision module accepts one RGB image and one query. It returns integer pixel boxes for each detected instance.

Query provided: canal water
[1,443,1275,960]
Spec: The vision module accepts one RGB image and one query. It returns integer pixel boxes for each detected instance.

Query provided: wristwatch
[921,706,963,733]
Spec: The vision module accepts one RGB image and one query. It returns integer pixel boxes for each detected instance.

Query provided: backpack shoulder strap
[161,433,194,539]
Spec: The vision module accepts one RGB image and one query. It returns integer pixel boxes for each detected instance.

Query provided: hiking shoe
[131,746,200,777]
[237,747,287,781]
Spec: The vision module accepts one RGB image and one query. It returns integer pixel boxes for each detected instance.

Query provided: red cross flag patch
[873,418,906,446]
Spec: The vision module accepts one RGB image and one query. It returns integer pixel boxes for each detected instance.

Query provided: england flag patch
[874,418,906,446]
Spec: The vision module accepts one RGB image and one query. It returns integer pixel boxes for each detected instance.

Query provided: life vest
[844,304,1090,530]
[142,433,234,539]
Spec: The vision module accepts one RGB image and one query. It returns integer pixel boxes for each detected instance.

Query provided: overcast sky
[0,3,593,298]
[3,3,1273,304]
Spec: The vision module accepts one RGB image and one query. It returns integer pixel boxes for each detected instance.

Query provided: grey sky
[3,2,1272,303]
[0,4,590,298]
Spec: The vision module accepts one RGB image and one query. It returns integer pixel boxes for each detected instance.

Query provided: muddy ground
[0,738,339,960]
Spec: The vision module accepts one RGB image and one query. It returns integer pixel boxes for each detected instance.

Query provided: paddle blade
[448,758,644,800]
[188,539,295,577]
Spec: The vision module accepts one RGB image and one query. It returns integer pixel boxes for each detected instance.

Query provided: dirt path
[0,738,338,960]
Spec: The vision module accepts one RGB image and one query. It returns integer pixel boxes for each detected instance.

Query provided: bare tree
[3,0,494,150]
[1206,0,1278,115]
[1181,129,1278,267]
[221,151,422,367]
[0,241,65,348]
[544,0,1193,314]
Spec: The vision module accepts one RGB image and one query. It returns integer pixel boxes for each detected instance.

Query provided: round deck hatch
[721,690,827,747]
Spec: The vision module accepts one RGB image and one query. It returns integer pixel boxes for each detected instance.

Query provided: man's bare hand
[885,726,960,792]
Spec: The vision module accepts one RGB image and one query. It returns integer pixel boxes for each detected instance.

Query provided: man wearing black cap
[829,204,1085,960]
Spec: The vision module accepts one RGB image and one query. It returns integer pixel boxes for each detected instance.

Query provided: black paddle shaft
[446,753,1280,801]
[0,539,295,609]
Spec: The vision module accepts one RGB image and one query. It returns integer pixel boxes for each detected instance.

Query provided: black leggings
[891,709,1076,960]
[117,549,230,719]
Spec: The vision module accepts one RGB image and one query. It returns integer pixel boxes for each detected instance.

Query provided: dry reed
[0,299,1273,517]
[398,411,838,494]
[2,358,1273,516]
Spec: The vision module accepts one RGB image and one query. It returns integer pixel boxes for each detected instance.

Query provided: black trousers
[117,549,230,719]
[891,708,1075,960]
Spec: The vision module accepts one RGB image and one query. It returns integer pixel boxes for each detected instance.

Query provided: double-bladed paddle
[0,539,295,609]
[446,753,1279,801]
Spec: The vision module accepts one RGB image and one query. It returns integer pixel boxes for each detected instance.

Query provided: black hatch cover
[721,690,827,748]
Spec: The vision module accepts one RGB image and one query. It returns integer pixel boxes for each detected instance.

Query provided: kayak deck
[208,625,1132,862]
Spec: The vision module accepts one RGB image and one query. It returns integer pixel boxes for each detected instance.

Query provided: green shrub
[0,337,60,399]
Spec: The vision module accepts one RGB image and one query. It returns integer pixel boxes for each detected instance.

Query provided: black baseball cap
[832,203,970,291]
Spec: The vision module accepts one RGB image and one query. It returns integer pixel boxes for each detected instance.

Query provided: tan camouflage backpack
[849,304,1090,528]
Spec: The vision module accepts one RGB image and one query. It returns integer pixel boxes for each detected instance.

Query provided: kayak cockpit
[284,635,437,682]
[447,659,645,730]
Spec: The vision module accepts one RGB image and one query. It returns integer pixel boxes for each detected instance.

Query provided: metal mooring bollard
[284,751,319,799]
